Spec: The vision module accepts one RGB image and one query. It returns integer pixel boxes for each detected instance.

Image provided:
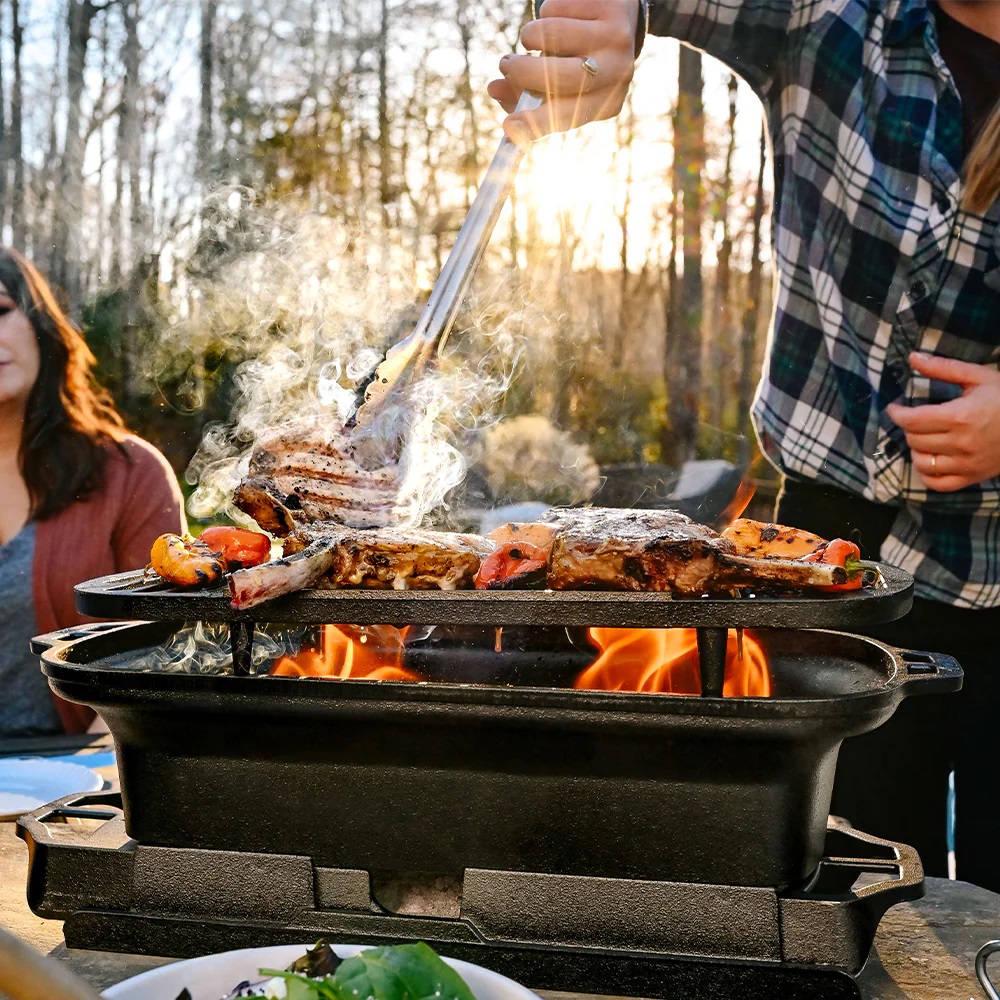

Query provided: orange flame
[575,628,771,697]
[270,625,422,682]
[717,479,757,528]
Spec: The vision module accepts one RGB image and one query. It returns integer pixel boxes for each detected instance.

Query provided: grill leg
[230,621,255,676]
[697,628,727,697]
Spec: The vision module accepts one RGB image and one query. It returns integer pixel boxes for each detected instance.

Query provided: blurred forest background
[0,0,776,519]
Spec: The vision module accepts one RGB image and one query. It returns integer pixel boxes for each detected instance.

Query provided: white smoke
[128,622,305,675]
[174,195,536,528]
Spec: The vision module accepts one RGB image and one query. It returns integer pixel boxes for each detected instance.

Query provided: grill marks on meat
[543,508,735,593]
[234,420,404,532]
[289,524,496,591]
[542,508,846,593]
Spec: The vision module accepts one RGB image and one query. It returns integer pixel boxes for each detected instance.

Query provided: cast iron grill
[34,620,961,889]
[22,564,961,998]
[73,564,913,696]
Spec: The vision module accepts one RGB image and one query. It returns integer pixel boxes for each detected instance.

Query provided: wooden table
[1,745,999,999]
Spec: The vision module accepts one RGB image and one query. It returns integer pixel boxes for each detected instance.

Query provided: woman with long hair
[492,1,1000,890]
[0,248,183,736]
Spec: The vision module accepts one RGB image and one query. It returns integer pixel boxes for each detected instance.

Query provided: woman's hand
[488,0,639,144]
[887,352,1000,492]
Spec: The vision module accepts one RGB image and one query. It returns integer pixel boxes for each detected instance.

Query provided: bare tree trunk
[710,74,738,446]
[664,46,705,466]
[306,0,326,212]
[456,1,479,210]
[35,6,66,266]
[9,0,24,249]
[614,98,636,359]
[738,123,768,468]
[377,0,391,225]
[188,0,218,427]
[121,0,145,412]
[52,0,104,315]
[94,14,111,283]
[661,186,680,462]
[109,107,124,283]
[197,0,216,185]
[123,0,142,257]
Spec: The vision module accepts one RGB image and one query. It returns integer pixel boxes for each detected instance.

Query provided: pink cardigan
[33,435,185,733]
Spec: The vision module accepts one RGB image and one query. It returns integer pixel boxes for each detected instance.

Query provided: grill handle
[30,621,139,657]
[896,649,963,697]
[32,620,258,677]
[786,822,925,971]
[978,941,1000,1000]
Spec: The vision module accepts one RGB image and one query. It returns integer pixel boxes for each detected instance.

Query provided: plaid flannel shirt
[650,0,1000,608]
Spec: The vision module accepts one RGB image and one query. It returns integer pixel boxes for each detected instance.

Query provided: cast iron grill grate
[73,566,913,695]
[75,566,913,628]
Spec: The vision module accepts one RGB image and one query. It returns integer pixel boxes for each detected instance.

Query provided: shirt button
[936,194,950,213]
[910,280,927,300]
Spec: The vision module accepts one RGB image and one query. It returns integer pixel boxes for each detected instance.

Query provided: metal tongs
[351,90,543,451]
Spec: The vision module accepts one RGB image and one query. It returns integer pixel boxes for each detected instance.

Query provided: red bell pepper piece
[199,526,272,571]
[799,538,864,591]
[475,542,549,590]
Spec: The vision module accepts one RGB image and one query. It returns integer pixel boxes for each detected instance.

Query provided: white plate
[0,757,104,820]
[102,944,541,1000]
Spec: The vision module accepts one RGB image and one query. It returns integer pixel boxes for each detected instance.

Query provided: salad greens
[197,942,478,1000]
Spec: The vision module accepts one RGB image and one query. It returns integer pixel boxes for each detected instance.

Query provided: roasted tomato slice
[149,533,227,588]
[475,541,550,590]
[198,526,272,570]
[799,538,864,591]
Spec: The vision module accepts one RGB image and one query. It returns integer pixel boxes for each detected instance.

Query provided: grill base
[19,793,918,999]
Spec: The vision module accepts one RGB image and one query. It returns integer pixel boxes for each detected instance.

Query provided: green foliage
[259,943,476,1000]
[82,288,128,397]
[562,358,667,466]
[335,943,476,1000]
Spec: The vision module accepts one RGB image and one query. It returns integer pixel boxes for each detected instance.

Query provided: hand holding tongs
[351,90,543,444]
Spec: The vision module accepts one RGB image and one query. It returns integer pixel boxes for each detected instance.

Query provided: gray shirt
[0,523,62,736]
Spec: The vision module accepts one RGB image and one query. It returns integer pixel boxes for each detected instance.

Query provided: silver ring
[931,454,937,471]
[582,56,600,79]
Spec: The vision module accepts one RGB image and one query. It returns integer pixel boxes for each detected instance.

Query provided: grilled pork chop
[233,419,404,533]
[542,507,845,593]
[286,524,495,591]
[229,525,495,608]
